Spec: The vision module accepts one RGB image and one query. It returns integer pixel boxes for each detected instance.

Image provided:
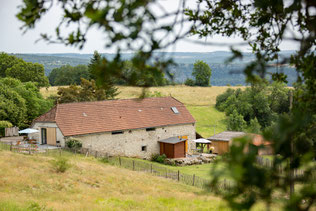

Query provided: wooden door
[164,143,174,158]
[174,141,185,158]
[46,128,56,146]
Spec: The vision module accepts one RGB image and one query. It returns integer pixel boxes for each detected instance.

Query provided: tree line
[216,81,291,133]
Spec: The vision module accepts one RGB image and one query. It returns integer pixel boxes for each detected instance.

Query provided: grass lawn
[120,157,227,180]
[187,105,227,138]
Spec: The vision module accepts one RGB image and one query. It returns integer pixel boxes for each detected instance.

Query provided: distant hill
[13,51,297,86]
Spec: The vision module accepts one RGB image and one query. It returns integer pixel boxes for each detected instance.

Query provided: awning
[18,128,39,134]
[192,138,211,144]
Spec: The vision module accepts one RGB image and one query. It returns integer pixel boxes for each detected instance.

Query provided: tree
[192,60,212,86]
[0,78,53,127]
[184,78,195,86]
[0,52,21,77]
[57,78,118,104]
[227,110,246,131]
[49,65,90,86]
[0,82,27,127]
[248,118,261,134]
[215,88,236,111]
[0,53,49,87]
[88,51,102,80]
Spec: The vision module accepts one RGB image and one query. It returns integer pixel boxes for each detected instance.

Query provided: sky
[0,0,300,54]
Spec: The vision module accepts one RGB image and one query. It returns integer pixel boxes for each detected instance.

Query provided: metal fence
[105,156,212,189]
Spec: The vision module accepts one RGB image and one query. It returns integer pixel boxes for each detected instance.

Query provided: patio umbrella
[18,128,39,134]
[192,138,211,144]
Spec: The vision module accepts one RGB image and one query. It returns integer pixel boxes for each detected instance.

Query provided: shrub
[151,154,167,164]
[65,138,82,149]
[51,157,70,173]
[99,157,109,163]
[27,202,48,211]
[184,78,195,86]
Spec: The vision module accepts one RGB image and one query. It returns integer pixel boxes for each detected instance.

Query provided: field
[0,149,273,211]
[41,85,244,137]
[0,150,227,211]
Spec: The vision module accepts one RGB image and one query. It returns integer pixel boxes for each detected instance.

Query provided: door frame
[41,128,47,144]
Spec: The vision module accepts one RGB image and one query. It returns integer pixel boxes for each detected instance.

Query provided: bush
[51,157,70,173]
[184,78,195,86]
[27,202,48,211]
[99,157,109,163]
[151,154,167,164]
[65,138,82,149]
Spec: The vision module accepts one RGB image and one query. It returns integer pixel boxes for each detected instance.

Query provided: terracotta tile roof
[250,134,272,146]
[34,97,195,136]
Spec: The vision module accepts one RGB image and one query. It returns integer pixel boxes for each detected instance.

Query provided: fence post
[10,142,12,151]
[165,168,167,178]
[59,148,61,156]
[29,146,31,155]
[95,151,98,158]
[133,160,135,171]
[177,170,180,181]
[119,157,121,166]
[150,164,153,174]
[193,174,195,186]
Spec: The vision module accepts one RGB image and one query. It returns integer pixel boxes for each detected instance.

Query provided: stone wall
[73,123,196,159]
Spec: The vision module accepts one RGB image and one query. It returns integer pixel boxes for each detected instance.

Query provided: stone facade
[31,122,196,159]
[73,123,196,159]
[31,122,65,147]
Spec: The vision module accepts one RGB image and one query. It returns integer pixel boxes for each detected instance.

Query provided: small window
[171,107,179,114]
[141,146,147,152]
[112,131,124,135]
[146,127,156,131]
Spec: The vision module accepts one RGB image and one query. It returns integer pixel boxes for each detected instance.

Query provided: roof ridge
[170,96,184,105]
[56,96,176,106]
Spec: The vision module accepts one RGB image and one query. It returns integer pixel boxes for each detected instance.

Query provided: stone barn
[31,97,196,158]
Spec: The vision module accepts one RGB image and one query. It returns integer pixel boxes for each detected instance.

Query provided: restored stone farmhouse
[31,97,196,158]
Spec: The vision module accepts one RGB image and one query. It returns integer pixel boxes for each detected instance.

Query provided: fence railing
[4,143,314,190]
[104,156,214,189]
[256,156,309,179]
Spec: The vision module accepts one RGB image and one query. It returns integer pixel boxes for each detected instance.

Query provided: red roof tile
[34,97,195,136]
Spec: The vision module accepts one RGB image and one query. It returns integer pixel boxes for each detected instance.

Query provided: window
[141,146,147,152]
[112,131,124,135]
[146,127,156,131]
[171,107,179,114]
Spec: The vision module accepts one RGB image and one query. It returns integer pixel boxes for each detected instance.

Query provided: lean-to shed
[158,136,188,158]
